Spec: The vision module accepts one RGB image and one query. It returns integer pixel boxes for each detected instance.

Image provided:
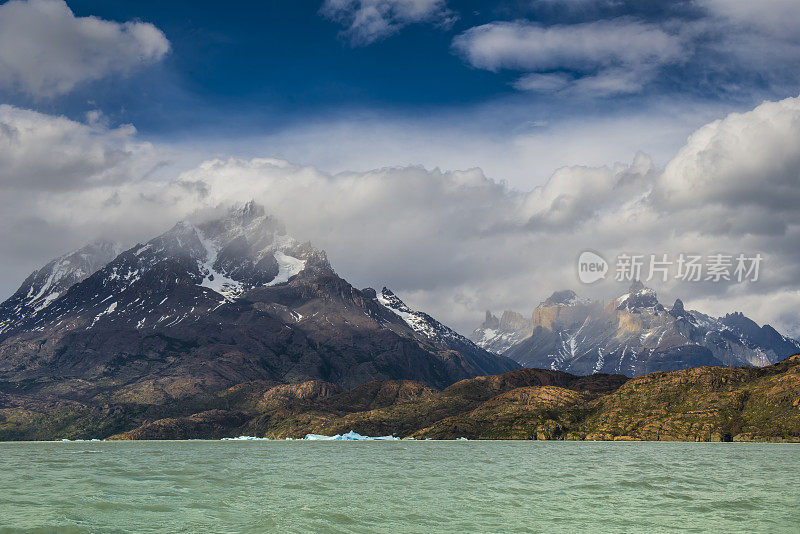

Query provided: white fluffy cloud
[453,19,683,96]
[0,0,169,97]
[321,0,455,45]
[654,96,800,224]
[3,95,800,337]
[0,105,162,191]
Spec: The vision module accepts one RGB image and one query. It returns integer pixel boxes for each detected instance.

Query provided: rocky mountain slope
[0,240,120,337]
[3,355,798,442]
[0,202,517,416]
[473,283,800,376]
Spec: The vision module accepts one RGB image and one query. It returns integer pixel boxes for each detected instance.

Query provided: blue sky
[5,0,796,147]
[2,0,800,335]
[6,0,512,135]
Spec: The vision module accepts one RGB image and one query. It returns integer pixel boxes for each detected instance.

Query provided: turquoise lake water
[0,441,797,533]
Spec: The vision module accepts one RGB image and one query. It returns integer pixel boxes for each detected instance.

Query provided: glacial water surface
[0,441,797,533]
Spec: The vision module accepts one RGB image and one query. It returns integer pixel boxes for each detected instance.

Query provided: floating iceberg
[303,430,400,441]
[221,436,270,441]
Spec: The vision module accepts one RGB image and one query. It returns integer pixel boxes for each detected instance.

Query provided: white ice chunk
[303,430,399,441]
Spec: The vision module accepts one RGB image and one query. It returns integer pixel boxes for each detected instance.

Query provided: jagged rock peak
[721,311,760,333]
[482,311,501,330]
[670,298,686,316]
[540,289,590,307]
[234,199,266,221]
[479,310,528,331]
[543,289,576,306]
[46,239,121,279]
[192,201,287,252]
[375,287,462,343]
[499,310,529,331]
[616,282,661,311]
[629,280,645,293]
[360,287,377,299]
[378,287,409,312]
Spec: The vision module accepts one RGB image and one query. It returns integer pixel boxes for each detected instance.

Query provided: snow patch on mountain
[373,287,491,353]
[197,229,245,301]
[188,202,310,300]
[267,252,306,286]
[376,288,439,339]
[89,302,117,329]
[543,289,591,307]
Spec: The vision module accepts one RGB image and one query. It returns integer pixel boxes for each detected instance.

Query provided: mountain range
[0,202,519,438]
[473,282,800,376]
[1,202,798,441]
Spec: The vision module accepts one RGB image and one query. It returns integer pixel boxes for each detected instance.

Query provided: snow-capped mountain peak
[0,203,329,337]
[0,239,120,334]
[374,287,470,345]
[473,310,532,355]
[192,202,330,299]
[613,281,663,312]
[371,287,515,372]
[130,203,313,301]
[376,287,438,338]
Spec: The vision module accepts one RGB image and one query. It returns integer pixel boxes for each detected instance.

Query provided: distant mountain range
[473,282,800,376]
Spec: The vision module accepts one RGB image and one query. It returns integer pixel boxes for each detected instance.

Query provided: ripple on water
[0,441,798,533]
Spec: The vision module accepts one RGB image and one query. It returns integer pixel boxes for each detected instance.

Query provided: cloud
[452,1,800,98]
[700,0,800,39]
[0,0,169,98]
[321,0,456,45]
[693,1,800,95]
[0,104,180,290]
[228,99,724,191]
[522,152,656,230]
[513,73,572,92]
[3,95,800,337]
[653,96,800,226]
[452,19,681,72]
[0,105,162,191]
[136,95,800,335]
[452,19,683,96]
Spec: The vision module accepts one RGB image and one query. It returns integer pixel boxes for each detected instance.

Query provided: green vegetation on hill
[2,356,799,442]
